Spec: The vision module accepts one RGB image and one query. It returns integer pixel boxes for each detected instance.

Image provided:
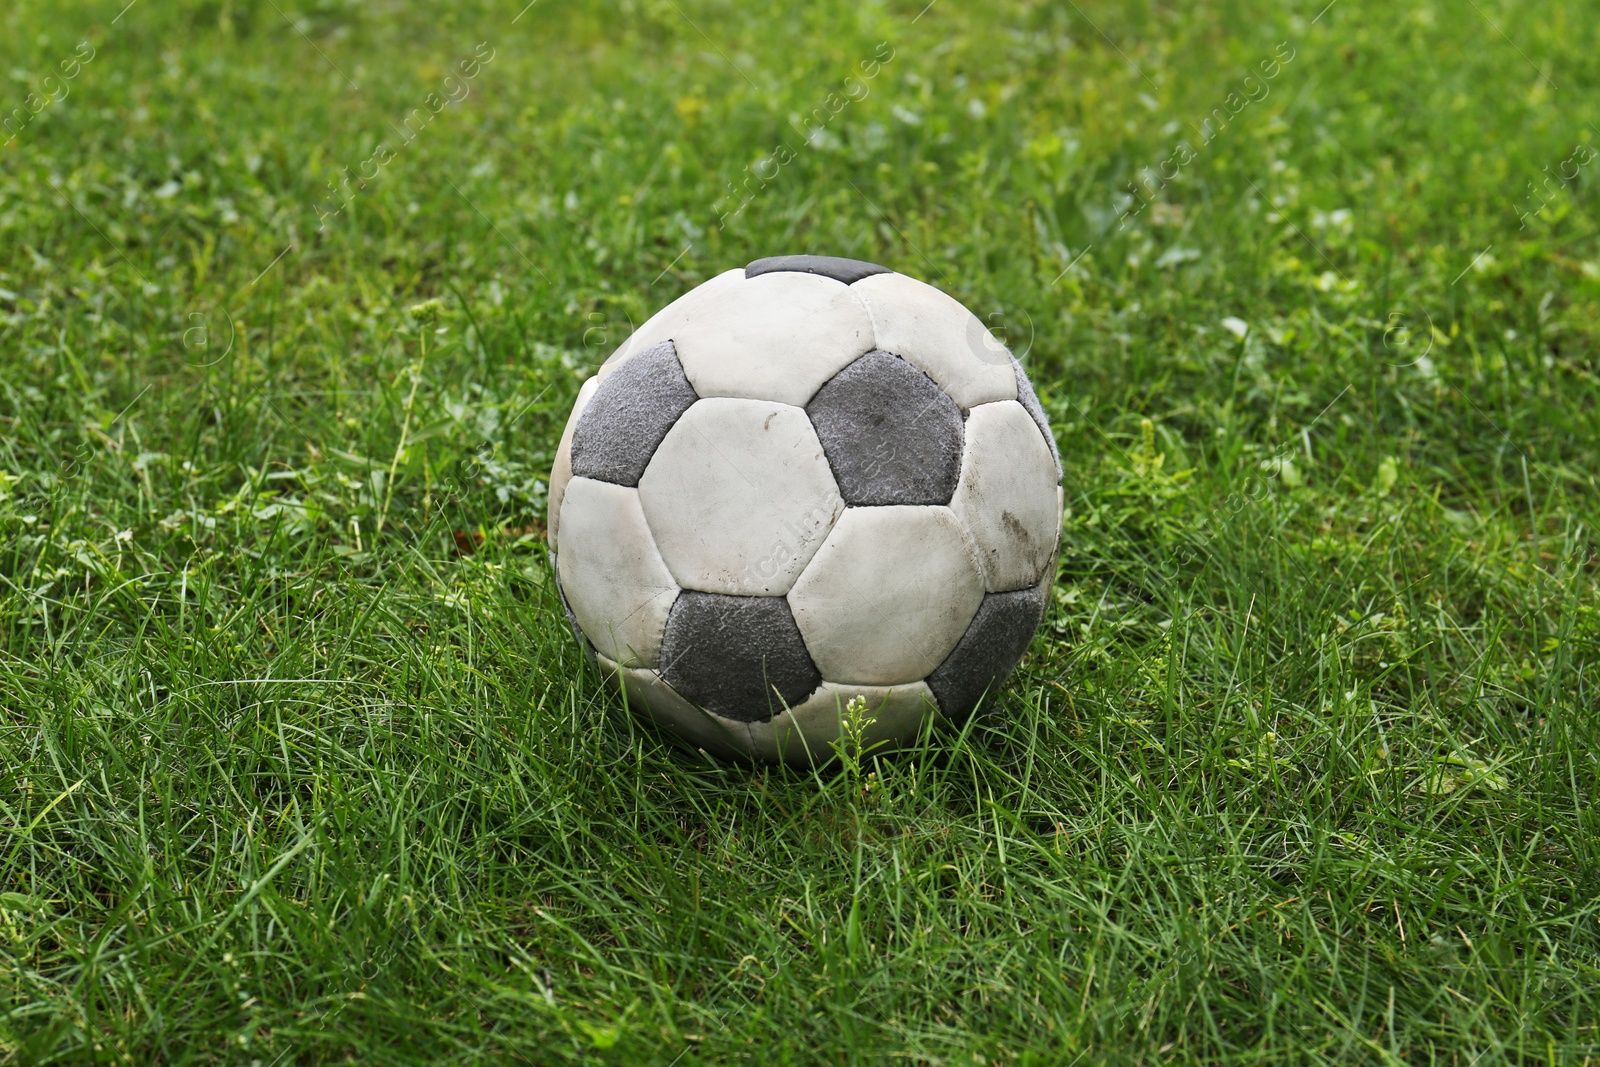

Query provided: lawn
[1,0,1598,1062]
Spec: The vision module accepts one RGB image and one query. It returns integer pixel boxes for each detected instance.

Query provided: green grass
[2,0,1598,1062]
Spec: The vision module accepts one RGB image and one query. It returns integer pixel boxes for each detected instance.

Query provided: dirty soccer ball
[547,255,1062,764]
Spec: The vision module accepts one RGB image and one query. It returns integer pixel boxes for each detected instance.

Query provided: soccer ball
[547,255,1061,764]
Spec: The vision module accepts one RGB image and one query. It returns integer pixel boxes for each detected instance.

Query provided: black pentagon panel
[554,566,597,668]
[659,592,822,723]
[1013,358,1061,479]
[926,583,1048,722]
[745,254,891,285]
[806,350,964,506]
[570,340,698,487]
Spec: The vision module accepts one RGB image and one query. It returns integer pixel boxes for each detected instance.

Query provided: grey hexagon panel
[658,591,822,723]
[806,350,965,506]
[570,340,699,486]
[926,581,1048,721]
[745,254,891,285]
